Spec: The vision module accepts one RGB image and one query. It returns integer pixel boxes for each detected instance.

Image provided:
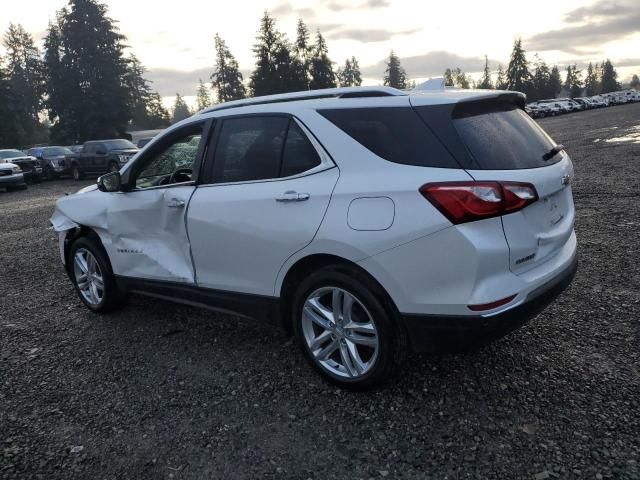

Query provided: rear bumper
[400,255,578,353]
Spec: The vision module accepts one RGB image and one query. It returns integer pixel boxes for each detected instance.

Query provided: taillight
[420,181,538,225]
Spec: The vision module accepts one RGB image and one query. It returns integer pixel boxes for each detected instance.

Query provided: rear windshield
[453,107,558,169]
[318,107,459,168]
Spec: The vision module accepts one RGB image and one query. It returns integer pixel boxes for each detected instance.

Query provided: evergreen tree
[443,68,454,87]
[0,62,23,147]
[124,54,169,130]
[171,93,191,123]
[309,30,336,90]
[2,23,47,145]
[453,68,470,88]
[196,79,212,110]
[584,62,600,96]
[495,64,507,89]
[384,50,407,89]
[337,57,362,87]
[211,33,246,102]
[44,0,131,143]
[600,59,620,93]
[549,65,562,98]
[477,55,493,89]
[530,55,551,101]
[564,64,583,97]
[630,74,640,89]
[293,19,311,88]
[506,38,530,92]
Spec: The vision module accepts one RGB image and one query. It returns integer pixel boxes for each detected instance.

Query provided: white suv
[51,86,577,388]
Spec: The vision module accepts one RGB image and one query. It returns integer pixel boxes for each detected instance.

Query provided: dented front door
[104,185,196,283]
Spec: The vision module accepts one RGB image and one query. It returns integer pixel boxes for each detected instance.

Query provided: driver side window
[135,124,204,189]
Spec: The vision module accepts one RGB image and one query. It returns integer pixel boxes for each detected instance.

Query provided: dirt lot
[1,104,639,480]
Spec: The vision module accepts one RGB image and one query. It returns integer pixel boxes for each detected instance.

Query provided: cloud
[526,0,640,54]
[323,27,420,42]
[270,0,390,17]
[361,51,503,78]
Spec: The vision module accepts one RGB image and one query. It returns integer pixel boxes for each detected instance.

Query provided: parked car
[65,145,84,154]
[136,137,154,149]
[572,98,591,109]
[51,86,577,388]
[0,162,27,190]
[67,139,139,180]
[0,149,43,183]
[27,146,74,179]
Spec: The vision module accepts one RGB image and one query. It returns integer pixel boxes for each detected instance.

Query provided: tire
[68,235,127,313]
[292,265,399,389]
[71,164,83,181]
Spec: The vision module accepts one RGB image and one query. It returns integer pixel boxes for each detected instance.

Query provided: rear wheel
[71,164,83,181]
[68,236,126,313]
[292,266,398,389]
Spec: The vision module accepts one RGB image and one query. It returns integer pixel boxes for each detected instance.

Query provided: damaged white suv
[51,86,577,388]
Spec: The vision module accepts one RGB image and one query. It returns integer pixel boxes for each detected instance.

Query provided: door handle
[167,198,186,208]
[275,191,310,202]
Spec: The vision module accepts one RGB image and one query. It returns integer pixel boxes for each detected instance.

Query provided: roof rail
[198,86,406,114]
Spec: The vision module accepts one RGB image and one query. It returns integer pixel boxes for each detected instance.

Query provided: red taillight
[420,181,538,224]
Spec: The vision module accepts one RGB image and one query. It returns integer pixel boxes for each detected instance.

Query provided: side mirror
[97,171,121,192]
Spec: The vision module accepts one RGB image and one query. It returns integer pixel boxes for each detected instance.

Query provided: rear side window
[318,107,459,168]
[281,122,321,177]
[213,117,288,183]
[453,107,557,169]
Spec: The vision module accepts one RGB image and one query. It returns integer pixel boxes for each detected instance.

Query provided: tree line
[0,0,637,148]
[442,39,626,102]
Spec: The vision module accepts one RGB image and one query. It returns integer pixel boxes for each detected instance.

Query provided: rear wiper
[542,144,564,161]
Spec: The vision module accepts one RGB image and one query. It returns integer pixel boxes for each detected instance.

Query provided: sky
[1,0,639,108]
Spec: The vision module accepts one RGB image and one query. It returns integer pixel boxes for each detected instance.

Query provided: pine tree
[211,33,246,102]
[584,62,600,96]
[453,68,470,88]
[309,30,336,90]
[293,19,311,89]
[124,54,169,130]
[44,0,131,143]
[444,68,454,87]
[196,79,212,110]
[630,74,640,90]
[564,64,583,97]
[477,55,493,89]
[600,59,620,93]
[0,62,23,147]
[2,23,46,145]
[530,55,551,101]
[549,65,562,98]
[506,38,530,92]
[337,56,362,87]
[171,93,191,123]
[496,64,507,89]
[384,50,407,89]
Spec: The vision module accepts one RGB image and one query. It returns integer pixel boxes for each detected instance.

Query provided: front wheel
[68,236,127,313]
[292,266,398,389]
[71,164,83,181]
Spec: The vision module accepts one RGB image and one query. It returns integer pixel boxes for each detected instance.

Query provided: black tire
[291,265,400,390]
[68,235,127,313]
[71,164,83,181]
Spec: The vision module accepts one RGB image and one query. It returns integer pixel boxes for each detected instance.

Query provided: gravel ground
[1,104,639,480]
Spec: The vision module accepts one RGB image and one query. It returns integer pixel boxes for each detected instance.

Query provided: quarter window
[281,122,321,177]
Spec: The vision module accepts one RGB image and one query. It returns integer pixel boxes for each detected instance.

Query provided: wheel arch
[278,253,401,335]
[63,225,112,276]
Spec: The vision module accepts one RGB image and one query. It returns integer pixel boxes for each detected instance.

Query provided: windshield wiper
[542,144,564,161]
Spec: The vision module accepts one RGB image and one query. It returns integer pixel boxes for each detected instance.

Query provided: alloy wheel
[73,248,104,305]
[301,287,379,379]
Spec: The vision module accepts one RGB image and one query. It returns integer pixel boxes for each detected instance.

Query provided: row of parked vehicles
[0,137,152,191]
[525,89,640,118]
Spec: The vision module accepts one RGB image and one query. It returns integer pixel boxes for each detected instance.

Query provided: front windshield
[44,147,73,155]
[0,150,25,159]
[103,139,136,150]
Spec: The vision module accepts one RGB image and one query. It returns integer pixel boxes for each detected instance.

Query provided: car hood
[0,162,19,170]
[76,184,99,194]
[112,149,139,155]
[1,156,35,163]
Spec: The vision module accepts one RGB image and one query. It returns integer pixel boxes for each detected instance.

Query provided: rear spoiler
[452,92,526,119]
